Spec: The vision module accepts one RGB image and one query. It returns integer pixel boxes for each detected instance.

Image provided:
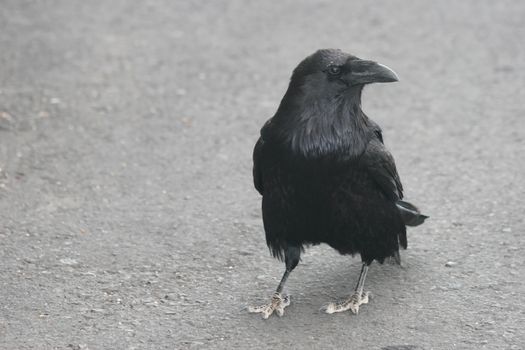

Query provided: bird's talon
[248,292,290,319]
[321,302,338,314]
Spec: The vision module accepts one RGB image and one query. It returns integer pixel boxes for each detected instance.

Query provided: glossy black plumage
[253,49,427,266]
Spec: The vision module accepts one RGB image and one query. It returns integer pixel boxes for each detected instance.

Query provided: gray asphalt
[1,1,524,349]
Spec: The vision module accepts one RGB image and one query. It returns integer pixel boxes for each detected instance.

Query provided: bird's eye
[327,65,341,76]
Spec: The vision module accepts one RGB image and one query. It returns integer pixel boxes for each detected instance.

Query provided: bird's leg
[323,263,370,315]
[248,246,300,319]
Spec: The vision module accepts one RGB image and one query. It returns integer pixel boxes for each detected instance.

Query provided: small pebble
[60,258,78,265]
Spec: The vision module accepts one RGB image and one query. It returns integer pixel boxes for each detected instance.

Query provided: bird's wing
[253,135,265,195]
[253,119,272,195]
[362,138,403,201]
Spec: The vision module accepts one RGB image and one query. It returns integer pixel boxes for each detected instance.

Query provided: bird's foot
[322,291,370,315]
[248,292,290,319]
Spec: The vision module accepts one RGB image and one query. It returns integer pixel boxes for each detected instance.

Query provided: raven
[248,49,427,318]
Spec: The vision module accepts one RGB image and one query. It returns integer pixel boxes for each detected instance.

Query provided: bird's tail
[397,200,428,227]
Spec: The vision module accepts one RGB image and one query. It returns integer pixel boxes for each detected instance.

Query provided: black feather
[397,200,429,227]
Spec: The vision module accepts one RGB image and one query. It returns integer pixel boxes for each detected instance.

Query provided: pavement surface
[1,1,524,349]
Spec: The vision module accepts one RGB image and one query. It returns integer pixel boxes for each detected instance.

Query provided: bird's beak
[347,59,399,85]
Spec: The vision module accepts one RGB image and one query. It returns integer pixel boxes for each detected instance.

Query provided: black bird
[248,49,427,318]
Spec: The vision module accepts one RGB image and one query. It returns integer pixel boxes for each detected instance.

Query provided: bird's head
[288,49,398,101]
